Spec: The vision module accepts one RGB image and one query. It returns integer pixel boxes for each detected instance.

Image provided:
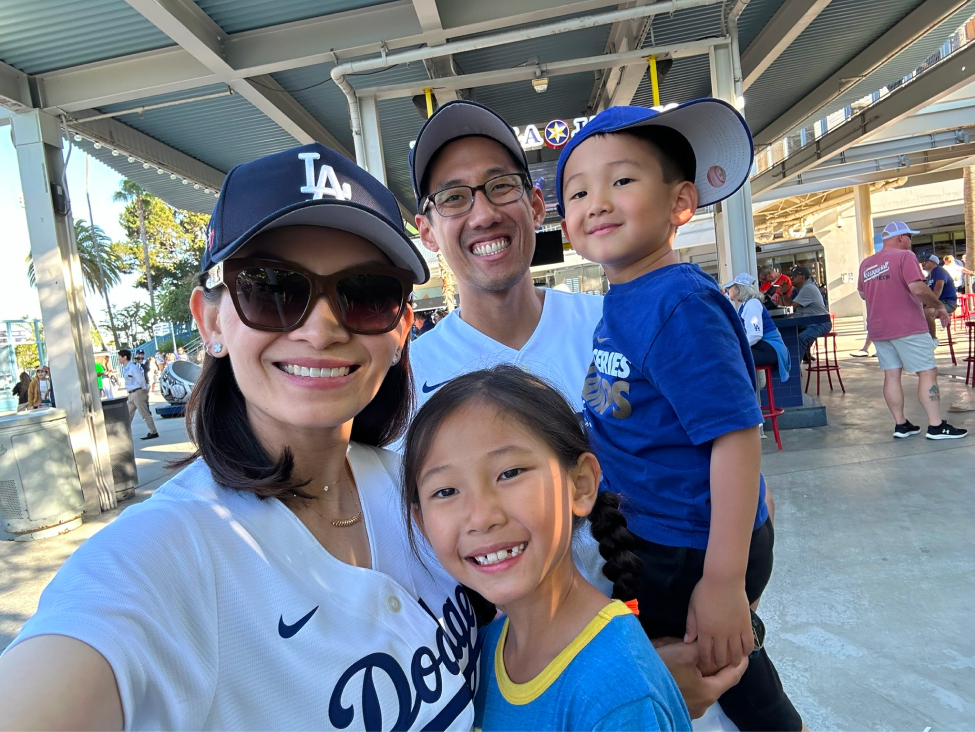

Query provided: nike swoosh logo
[278,606,319,638]
[421,380,451,394]
[596,335,610,343]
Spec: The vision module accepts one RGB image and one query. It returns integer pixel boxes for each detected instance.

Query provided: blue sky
[0,127,145,324]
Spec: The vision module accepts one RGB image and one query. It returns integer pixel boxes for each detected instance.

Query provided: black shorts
[631,522,802,731]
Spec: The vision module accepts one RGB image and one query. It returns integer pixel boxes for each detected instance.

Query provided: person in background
[919,254,957,340]
[95,361,111,400]
[758,265,792,307]
[176,347,188,361]
[411,311,435,339]
[858,221,967,440]
[11,371,31,412]
[850,337,874,358]
[942,254,973,294]
[30,365,53,408]
[724,273,791,385]
[782,265,830,362]
[146,354,159,393]
[119,349,159,441]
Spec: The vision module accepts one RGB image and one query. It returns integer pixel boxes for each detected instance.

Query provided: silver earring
[212,343,223,354]
[392,350,401,366]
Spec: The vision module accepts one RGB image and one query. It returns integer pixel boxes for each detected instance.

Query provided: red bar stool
[966,322,975,388]
[757,365,784,451]
[805,313,845,395]
[943,318,957,366]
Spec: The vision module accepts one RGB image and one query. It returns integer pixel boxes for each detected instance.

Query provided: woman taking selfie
[0,145,477,730]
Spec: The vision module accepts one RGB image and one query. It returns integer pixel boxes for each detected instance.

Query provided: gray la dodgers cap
[409,100,530,209]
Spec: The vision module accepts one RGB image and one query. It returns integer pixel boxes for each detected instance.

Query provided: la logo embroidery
[298,152,352,201]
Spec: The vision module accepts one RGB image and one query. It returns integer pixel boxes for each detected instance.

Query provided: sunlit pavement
[2,329,974,729]
[0,390,194,649]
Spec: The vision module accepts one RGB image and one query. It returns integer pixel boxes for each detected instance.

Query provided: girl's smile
[414,400,587,609]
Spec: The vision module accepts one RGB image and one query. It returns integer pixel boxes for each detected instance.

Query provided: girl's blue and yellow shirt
[473,601,692,731]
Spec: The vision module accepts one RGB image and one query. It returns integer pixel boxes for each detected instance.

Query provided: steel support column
[854,183,872,321]
[10,109,117,514]
[358,96,387,185]
[709,42,756,282]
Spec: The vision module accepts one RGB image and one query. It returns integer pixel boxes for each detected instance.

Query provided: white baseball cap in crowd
[722,272,757,289]
[926,254,940,264]
[881,221,920,240]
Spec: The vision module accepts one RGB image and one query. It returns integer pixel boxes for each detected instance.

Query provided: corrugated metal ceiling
[1,0,970,217]
[0,0,173,74]
[195,0,396,34]
[785,0,975,136]
[745,0,930,136]
[94,85,299,175]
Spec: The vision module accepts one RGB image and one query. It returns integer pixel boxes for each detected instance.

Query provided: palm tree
[26,219,124,346]
[113,180,156,320]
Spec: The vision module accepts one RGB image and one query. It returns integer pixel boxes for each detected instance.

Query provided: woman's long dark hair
[401,365,642,611]
[171,273,414,500]
[18,372,31,390]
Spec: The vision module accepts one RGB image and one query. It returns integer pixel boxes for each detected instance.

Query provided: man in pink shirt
[858,221,967,440]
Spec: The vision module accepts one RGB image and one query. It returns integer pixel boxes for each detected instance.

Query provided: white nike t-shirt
[411,288,603,414]
[3,445,477,731]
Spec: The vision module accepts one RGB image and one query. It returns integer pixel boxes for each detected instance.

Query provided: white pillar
[709,40,757,282]
[359,95,388,185]
[853,184,872,322]
[11,109,117,513]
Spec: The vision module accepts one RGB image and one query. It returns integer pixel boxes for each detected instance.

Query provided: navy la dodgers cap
[555,98,754,216]
[409,99,531,209]
[202,142,429,283]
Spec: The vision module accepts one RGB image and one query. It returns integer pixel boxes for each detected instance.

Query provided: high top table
[765,312,832,426]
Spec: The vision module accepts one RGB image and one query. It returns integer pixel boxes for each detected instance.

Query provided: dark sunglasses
[206,258,414,334]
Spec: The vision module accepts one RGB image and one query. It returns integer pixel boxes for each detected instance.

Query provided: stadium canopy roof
[2,0,974,217]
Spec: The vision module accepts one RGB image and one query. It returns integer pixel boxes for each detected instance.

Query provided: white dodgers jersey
[410,288,604,415]
[5,444,477,731]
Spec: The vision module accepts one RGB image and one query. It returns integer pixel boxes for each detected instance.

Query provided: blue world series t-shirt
[474,601,691,731]
[926,264,957,302]
[583,263,767,549]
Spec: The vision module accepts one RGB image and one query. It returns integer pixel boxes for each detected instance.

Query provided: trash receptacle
[0,409,85,541]
[102,396,137,501]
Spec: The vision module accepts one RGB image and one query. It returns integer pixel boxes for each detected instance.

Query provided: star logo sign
[544,120,570,149]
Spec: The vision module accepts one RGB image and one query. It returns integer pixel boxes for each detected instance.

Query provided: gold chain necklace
[310,460,362,528]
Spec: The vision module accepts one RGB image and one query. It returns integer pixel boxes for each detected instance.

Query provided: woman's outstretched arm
[0,635,123,731]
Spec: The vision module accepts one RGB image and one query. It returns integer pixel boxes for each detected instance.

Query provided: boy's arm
[685,425,760,670]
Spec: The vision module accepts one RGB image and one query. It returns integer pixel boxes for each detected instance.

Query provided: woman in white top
[724,273,791,385]
[0,144,477,730]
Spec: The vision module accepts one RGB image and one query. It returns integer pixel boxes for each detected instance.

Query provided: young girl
[402,365,692,731]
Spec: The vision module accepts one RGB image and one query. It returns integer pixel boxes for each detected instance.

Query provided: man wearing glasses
[409,100,604,418]
[857,221,966,440]
[406,100,747,724]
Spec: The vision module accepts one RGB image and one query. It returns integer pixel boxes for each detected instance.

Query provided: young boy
[557,101,803,731]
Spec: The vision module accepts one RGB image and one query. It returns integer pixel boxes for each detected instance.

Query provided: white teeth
[280,364,351,378]
[474,542,527,566]
[471,238,511,257]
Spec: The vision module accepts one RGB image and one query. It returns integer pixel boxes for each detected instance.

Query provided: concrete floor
[758,318,975,730]
[1,322,974,730]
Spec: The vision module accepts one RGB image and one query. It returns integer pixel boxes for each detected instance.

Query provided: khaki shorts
[875,333,936,373]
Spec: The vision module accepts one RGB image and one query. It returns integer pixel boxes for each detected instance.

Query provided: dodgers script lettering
[328,587,479,731]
